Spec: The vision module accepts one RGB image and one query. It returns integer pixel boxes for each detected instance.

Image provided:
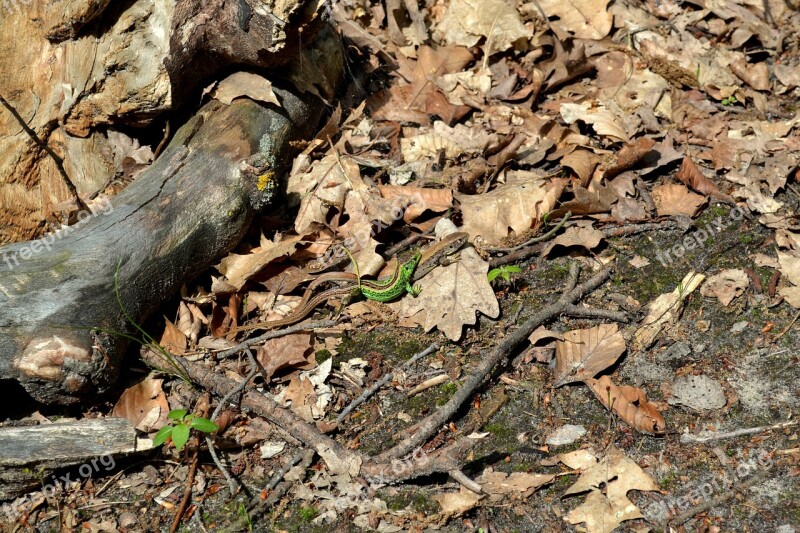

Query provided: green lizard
[357,251,421,302]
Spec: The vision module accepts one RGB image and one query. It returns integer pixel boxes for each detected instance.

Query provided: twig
[170,395,211,533]
[206,349,261,495]
[669,469,770,526]
[449,469,483,494]
[375,263,613,462]
[384,227,434,258]
[488,243,545,269]
[336,342,440,422]
[561,304,629,322]
[680,420,798,444]
[215,319,337,360]
[774,310,800,341]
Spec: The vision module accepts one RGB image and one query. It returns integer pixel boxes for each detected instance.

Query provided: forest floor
[5,0,800,531]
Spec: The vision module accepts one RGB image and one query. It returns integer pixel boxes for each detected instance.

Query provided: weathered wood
[0,0,343,405]
[0,87,324,405]
[0,0,322,244]
[0,418,144,500]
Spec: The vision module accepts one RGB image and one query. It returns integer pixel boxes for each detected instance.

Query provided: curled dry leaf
[431,489,483,521]
[585,375,666,434]
[255,333,315,382]
[159,317,187,355]
[543,222,605,256]
[378,184,453,222]
[396,244,499,341]
[729,58,770,91]
[435,0,530,52]
[632,271,705,351]
[476,468,555,502]
[651,183,706,217]
[538,0,613,40]
[560,102,629,142]
[111,376,169,433]
[216,233,304,290]
[458,172,565,244]
[560,149,601,186]
[675,157,734,203]
[602,137,656,180]
[554,324,626,387]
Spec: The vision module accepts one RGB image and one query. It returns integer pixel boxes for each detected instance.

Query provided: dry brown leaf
[553,182,617,217]
[585,375,666,434]
[378,185,453,222]
[560,102,629,142]
[458,172,564,244]
[216,233,304,291]
[281,375,317,422]
[435,0,530,52]
[675,157,734,203]
[111,376,169,433]
[651,183,706,217]
[212,72,280,107]
[700,269,749,306]
[632,271,705,351]
[544,222,605,256]
[256,333,315,382]
[159,318,187,355]
[602,138,656,180]
[477,468,555,502]
[397,238,499,341]
[538,0,613,40]
[563,446,659,533]
[777,251,800,307]
[431,489,482,520]
[561,150,601,186]
[729,58,770,91]
[554,324,626,387]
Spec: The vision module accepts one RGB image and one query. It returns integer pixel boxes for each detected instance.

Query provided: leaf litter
[54,0,800,530]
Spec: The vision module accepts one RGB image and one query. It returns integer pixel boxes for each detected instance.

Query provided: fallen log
[0,418,145,501]
[0,87,324,405]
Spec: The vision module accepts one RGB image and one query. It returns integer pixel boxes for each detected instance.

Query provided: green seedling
[153,409,219,452]
[488,265,522,283]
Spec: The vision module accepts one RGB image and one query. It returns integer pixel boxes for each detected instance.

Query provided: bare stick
[215,319,337,360]
[336,342,440,422]
[669,469,771,526]
[375,264,613,462]
[680,421,798,444]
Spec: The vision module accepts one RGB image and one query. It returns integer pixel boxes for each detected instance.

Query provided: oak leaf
[554,324,626,387]
[458,172,564,244]
[396,242,499,341]
[563,446,659,533]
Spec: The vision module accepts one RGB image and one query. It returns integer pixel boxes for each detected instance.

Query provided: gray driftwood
[0,418,145,500]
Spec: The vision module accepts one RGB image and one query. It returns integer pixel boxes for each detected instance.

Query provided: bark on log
[0,88,323,405]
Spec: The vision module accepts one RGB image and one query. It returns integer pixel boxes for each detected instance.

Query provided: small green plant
[153,409,219,452]
[488,264,522,283]
[298,505,318,522]
[237,502,253,532]
[721,95,737,106]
